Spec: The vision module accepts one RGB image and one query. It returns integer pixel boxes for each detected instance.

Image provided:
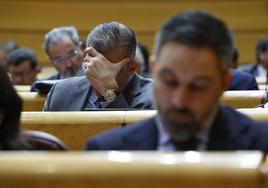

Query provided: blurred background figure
[7,48,40,86]
[43,26,84,80]
[0,40,19,70]
[0,65,66,150]
[135,43,151,77]
[231,48,239,69]
[238,37,268,76]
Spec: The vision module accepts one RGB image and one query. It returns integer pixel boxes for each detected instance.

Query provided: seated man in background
[229,47,258,90]
[238,37,268,77]
[135,43,151,78]
[43,26,84,80]
[229,69,258,90]
[7,48,39,86]
[44,22,153,111]
[85,10,268,151]
[0,40,18,70]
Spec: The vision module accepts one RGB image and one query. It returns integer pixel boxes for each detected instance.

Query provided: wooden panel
[18,92,46,111]
[0,152,263,188]
[1,31,267,66]
[20,109,268,150]
[0,1,267,31]
[220,90,265,108]
[21,111,125,150]
[14,85,31,92]
[0,0,267,66]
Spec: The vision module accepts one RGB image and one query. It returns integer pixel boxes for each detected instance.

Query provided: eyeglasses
[51,49,82,65]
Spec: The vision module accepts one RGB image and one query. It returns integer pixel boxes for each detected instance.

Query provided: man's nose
[171,87,191,108]
[64,59,73,68]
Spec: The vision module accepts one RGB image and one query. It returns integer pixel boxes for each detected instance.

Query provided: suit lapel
[207,105,252,150]
[207,108,232,150]
[68,77,90,111]
[123,73,142,104]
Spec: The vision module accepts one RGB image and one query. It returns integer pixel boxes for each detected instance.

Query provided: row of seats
[20,109,268,150]
[16,90,266,111]
[0,151,266,188]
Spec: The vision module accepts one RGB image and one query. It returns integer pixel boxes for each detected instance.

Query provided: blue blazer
[229,70,259,90]
[85,105,268,151]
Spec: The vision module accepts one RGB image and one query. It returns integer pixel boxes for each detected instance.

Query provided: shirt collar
[257,64,267,77]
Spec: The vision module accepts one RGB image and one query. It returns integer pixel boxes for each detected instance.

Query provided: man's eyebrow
[158,67,176,77]
[192,76,212,83]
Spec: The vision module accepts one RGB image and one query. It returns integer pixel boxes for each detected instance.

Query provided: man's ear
[149,54,156,73]
[223,70,232,91]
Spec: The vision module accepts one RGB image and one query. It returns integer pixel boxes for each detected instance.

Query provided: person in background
[231,48,239,69]
[0,65,66,150]
[44,22,153,111]
[230,47,259,90]
[135,43,151,77]
[238,37,268,77]
[43,26,84,80]
[7,48,39,86]
[0,40,18,70]
[85,10,268,151]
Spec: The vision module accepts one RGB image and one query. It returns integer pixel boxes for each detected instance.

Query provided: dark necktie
[171,137,200,151]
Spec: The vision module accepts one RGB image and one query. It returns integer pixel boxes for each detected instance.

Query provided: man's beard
[159,107,201,142]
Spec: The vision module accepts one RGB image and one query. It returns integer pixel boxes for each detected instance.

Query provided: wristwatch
[101,89,119,102]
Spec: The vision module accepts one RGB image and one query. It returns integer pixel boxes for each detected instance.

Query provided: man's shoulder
[53,76,88,88]
[237,64,257,73]
[85,117,157,150]
[219,105,268,132]
[229,69,258,90]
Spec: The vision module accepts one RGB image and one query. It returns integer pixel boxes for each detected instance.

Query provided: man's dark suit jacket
[237,64,259,77]
[85,105,268,151]
[229,70,258,90]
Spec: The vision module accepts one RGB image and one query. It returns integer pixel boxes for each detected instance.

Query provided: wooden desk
[18,92,46,111]
[220,90,265,108]
[21,111,125,150]
[0,151,262,188]
[14,85,31,92]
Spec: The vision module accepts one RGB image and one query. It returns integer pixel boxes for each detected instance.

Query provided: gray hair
[44,26,80,56]
[86,22,136,64]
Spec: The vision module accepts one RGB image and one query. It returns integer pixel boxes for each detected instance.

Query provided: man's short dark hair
[8,48,38,69]
[256,37,268,63]
[154,10,234,73]
[86,22,137,64]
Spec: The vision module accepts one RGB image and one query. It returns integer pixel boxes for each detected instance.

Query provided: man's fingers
[84,47,99,57]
